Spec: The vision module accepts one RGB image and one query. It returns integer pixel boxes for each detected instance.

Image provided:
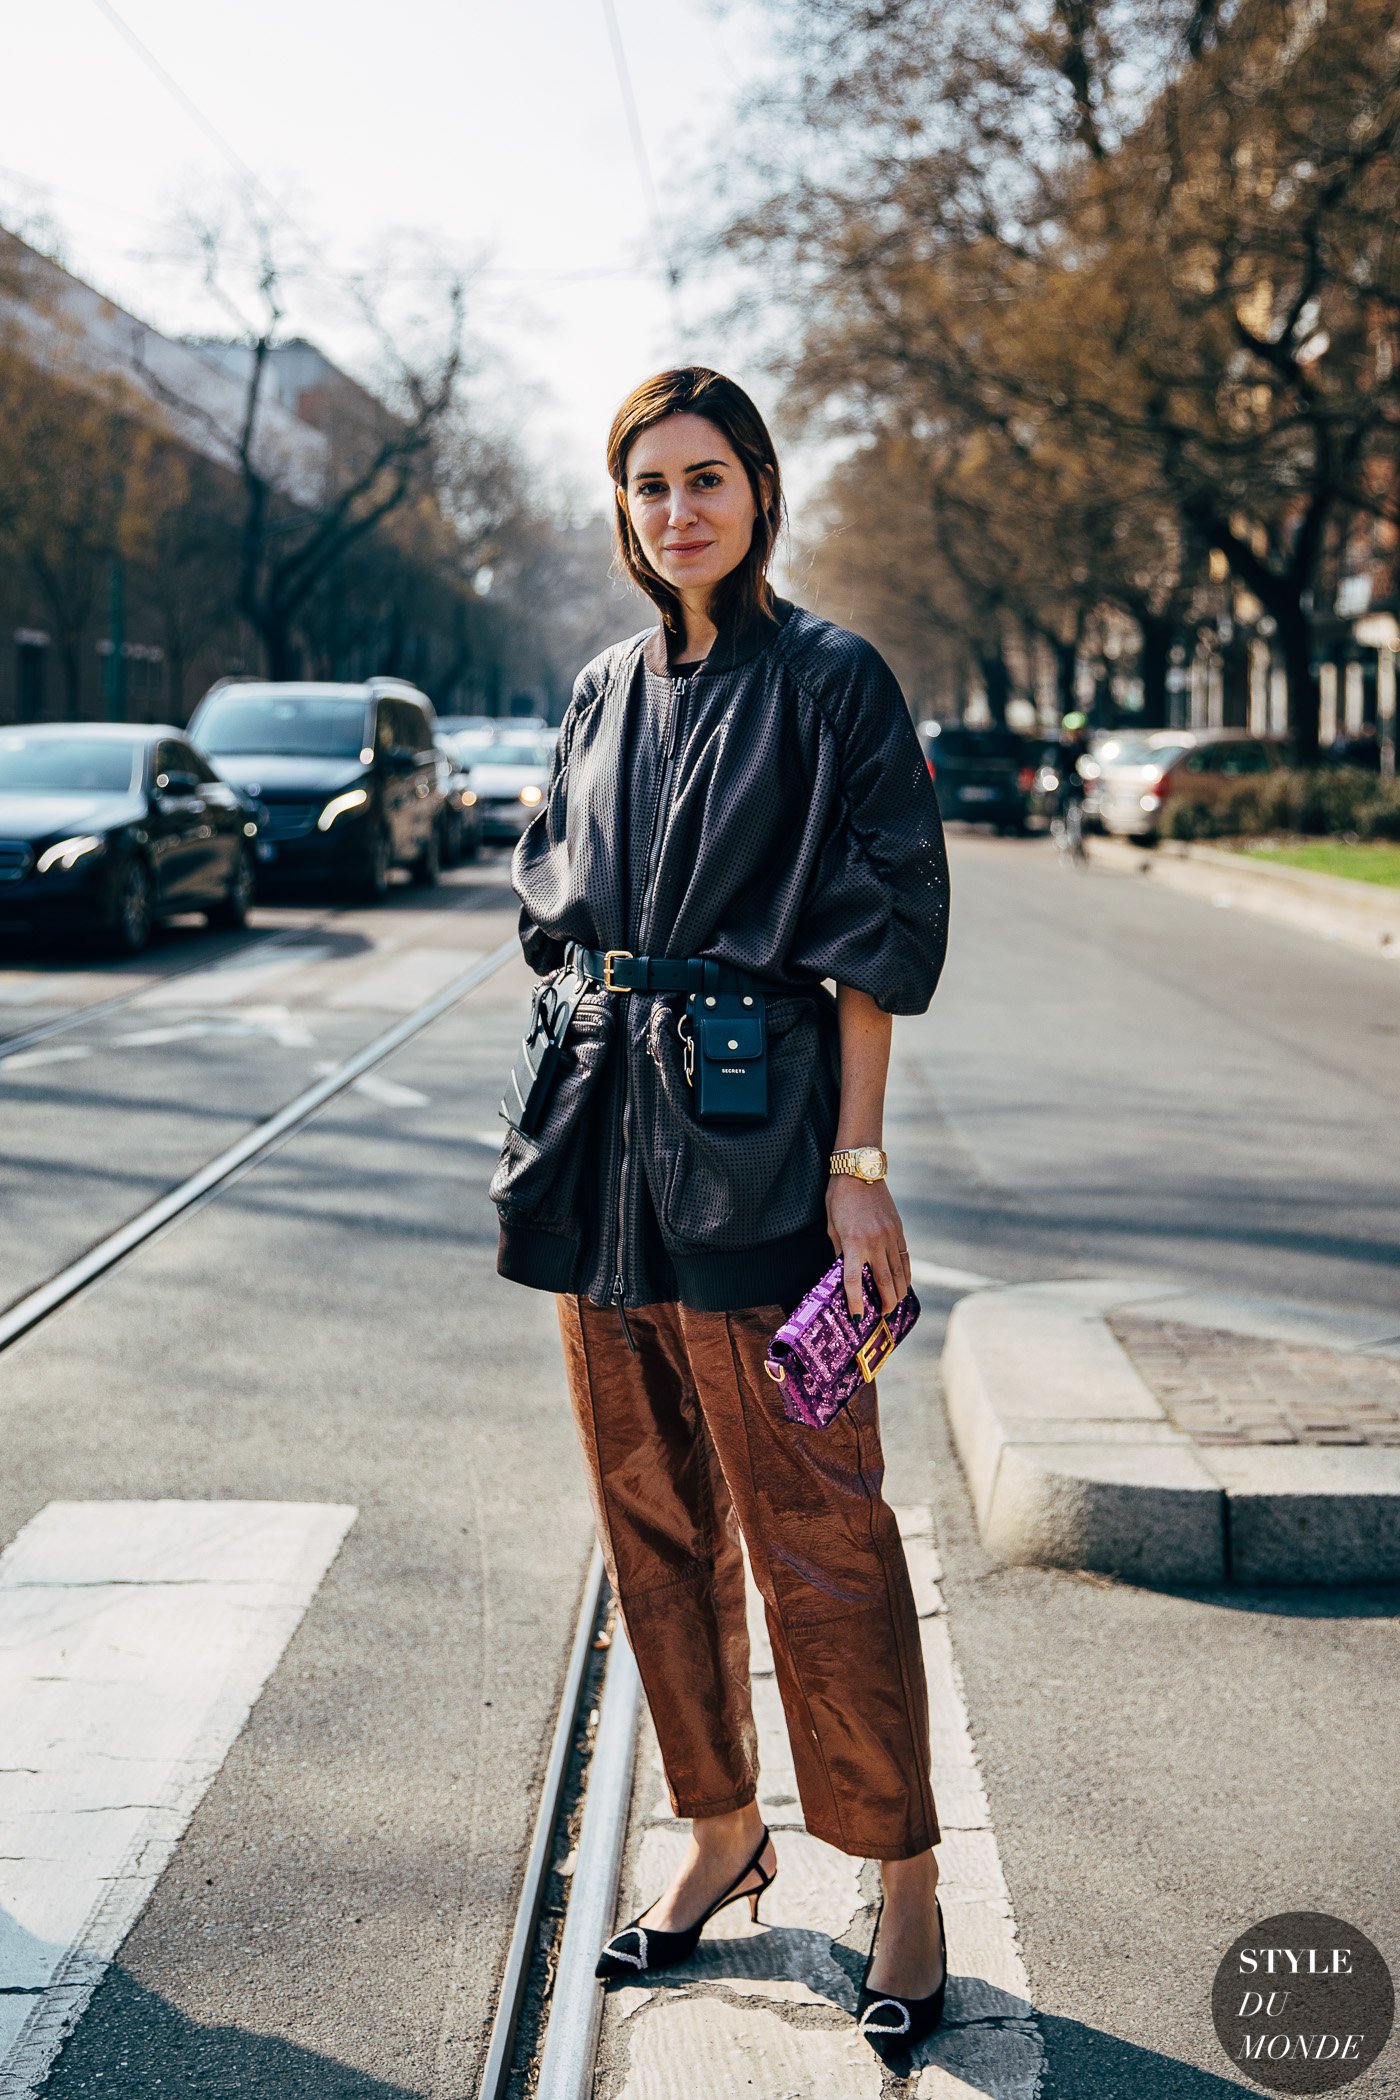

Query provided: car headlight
[519,784,543,806]
[36,834,105,873]
[461,789,477,805]
[318,788,370,831]
[243,820,259,837]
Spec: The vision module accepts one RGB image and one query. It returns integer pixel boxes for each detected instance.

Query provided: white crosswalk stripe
[133,946,332,1009]
[325,946,483,1011]
[0,1046,91,1072]
[0,1500,355,2096]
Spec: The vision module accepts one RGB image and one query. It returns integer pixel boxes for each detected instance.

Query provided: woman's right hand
[826,1173,911,1317]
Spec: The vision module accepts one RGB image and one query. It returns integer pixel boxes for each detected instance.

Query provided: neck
[675,589,718,662]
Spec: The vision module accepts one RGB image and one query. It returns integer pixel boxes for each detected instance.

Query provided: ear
[757,466,777,526]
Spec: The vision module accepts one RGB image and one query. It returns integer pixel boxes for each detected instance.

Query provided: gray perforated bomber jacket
[490,598,950,1314]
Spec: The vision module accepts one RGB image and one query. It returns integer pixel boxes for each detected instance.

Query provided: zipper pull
[613,1276,638,1354]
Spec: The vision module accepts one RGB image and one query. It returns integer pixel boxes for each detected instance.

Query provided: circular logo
[1213,1913,1394,2092]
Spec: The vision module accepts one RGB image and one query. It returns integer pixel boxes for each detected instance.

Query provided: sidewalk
[1087,834,1400,958]
[592,1508,1042,2099]
[942,1281,1400,1586]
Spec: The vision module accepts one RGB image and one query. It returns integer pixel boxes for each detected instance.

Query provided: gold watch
[829,1146,888,1183]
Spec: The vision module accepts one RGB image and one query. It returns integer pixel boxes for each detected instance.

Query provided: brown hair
[606,367,784,642]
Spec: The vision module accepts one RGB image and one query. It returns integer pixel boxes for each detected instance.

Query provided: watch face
[855,1147,887,1180]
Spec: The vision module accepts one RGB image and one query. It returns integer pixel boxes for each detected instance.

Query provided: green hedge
[1162,768,1400,843]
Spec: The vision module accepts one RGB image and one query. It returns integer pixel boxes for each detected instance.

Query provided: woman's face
[621,413,762,603]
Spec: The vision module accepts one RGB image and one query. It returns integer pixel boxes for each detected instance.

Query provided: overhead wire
[79,0,646,309]
[597,0,686,347]
[86,0,273,217]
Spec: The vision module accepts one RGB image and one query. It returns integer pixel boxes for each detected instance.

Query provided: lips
[665,541,713,555]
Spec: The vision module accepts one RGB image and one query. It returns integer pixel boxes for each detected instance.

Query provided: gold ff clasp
[856,1319,894,1382]
[602,949,634,991]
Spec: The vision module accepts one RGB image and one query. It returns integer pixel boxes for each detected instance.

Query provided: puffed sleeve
[788,634,950,1013]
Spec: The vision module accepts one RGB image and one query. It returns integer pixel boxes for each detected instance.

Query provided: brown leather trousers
[556,1294,940,1860]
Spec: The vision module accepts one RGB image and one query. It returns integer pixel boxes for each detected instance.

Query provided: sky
[1,0,782,510]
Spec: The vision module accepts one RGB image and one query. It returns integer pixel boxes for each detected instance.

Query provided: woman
[491,367,951,2058]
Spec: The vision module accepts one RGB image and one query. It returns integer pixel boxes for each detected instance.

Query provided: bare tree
[136,212,469,679]
[719,0,1400,757]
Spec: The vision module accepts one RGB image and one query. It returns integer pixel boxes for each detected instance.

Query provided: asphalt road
[0,871,514,1311]
[2,831,1397,2098]
[883,832,1400,2099]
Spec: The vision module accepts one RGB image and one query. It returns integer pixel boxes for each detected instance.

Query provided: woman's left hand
[826,1175,912,1318]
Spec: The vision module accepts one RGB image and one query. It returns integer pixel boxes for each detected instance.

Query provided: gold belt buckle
[856,1318,894,1382]
[602,948,634,992]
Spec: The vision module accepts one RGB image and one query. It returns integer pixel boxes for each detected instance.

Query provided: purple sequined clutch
[763,1258,920,1430]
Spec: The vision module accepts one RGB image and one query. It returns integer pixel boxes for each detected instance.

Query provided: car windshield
[195,692,370,759]
[1096,734,1192,767]
[0,734,139,794]
[924,729,1022,761]
[472,744,548,769]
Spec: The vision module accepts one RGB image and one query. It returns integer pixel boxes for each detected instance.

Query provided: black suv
[188,678,444,900]
[918,723,1032,832]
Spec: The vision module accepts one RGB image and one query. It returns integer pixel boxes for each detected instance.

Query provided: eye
[693,471,722,488]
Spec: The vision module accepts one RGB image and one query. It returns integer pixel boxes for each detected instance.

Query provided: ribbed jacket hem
[497,1220,832,1315]
[665,1224,833,1313]
[497,1221,581,1294]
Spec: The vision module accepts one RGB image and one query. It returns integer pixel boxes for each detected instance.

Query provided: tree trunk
[261,617,303,681]
[1138,614,1172,728]
[1054,637,1078,721]
[61,639,82,720]
[978,651,1010,726]
[1277,605,1320,767]
[166,641,186,724]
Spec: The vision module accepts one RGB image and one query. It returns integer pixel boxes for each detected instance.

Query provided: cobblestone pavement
[1111,1317,1400,1447]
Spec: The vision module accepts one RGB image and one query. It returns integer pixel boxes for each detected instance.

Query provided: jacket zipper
[612,671,689,1345]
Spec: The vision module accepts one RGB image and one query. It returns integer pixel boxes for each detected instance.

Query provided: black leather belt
[567,943,799,1000]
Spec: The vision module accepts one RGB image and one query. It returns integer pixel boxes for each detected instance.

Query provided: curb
[941,1281,1400,1586]
[1087,835,1400,958]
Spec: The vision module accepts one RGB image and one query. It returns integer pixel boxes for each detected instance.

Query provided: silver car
[465,738,552,844]
[1094,729,1282,842]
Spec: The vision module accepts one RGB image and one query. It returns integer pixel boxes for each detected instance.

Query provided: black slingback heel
[595,1826,776,1981]
[855,1893,948,2060]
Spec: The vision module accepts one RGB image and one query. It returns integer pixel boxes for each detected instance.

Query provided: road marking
[310,1060,431,1108]
[0,938,519,1358]
[911,1258,1002,1293]
[901,1505,1042,2097]
[0,1500,355,2095]
[325,946,484,1012]
[112,1021,241,1047]
[111,1007,316,1051]
[0,1045,92,1072]
[469,1129,505,1149]
[350,1072,431,1108]
[133,945,332,1009]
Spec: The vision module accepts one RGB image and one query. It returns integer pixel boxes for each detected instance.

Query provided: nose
[667,483,699,529]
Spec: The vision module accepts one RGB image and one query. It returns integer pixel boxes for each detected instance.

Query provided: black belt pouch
[685,991,767,1122]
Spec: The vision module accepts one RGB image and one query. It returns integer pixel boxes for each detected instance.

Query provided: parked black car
[0,723,259,954]
[188,678,444,900]
[918,724,1034,832]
